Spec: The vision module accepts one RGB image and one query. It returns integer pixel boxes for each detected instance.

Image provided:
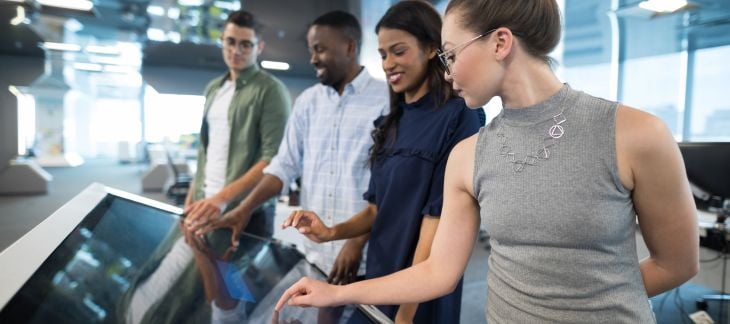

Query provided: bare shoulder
[615,104,679,189]
[449,133,478,164]
[615,104,675,157]
[446,133,479,196]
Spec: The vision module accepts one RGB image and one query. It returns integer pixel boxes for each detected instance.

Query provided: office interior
[0,0,729,323]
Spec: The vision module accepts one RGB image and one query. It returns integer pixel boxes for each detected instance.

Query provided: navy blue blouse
[362,94,481,323]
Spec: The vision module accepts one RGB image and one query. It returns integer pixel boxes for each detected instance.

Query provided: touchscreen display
[0,194,378,323]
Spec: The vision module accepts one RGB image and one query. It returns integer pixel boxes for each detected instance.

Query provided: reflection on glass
[0,195,373,323]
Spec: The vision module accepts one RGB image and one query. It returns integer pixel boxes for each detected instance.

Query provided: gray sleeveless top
[473,85,655,323]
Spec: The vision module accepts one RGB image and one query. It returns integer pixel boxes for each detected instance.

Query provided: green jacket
[191,64,291,211]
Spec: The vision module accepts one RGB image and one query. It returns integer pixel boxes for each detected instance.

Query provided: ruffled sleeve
[420,101,481,216]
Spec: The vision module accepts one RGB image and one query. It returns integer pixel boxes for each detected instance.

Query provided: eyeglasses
[437,28,523,75]
[222,38,257,52]
[438,30,491,76]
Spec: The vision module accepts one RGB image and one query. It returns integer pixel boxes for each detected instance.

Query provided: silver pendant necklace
[496,106,567,173]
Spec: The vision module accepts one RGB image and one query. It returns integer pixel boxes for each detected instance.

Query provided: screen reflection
[0,195,372,324]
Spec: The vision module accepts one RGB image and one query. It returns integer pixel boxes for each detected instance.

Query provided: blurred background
[1,0,729,323]
[1,0,728,170]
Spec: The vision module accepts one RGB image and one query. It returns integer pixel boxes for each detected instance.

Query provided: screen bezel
[0,183,181,309]
[0,183,392,323]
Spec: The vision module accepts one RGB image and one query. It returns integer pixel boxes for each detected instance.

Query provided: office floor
[0,159,723,323]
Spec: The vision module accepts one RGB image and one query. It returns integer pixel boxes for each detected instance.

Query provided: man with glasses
[189,11,389,288]
[184,10,290,239]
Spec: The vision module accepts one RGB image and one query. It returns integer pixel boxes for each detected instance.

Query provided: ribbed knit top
[473,85,655,323]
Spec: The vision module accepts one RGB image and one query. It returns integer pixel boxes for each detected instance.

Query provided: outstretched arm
[616,105,699,297]
[195,174,284,245]
[275,135,481,310]
[184,160,269,231]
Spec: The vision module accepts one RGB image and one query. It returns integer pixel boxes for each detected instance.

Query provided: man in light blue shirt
[191,11,388,284]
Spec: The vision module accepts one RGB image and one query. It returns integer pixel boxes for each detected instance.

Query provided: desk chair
[164,150,191,206]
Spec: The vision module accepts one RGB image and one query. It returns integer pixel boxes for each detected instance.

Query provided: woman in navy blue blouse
[282,1,481,322]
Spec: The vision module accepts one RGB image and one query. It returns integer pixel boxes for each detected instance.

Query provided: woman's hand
[275,277,342,311]
[282,210,335,243]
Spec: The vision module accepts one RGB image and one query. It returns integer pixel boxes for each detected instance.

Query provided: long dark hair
[368,1,455,166]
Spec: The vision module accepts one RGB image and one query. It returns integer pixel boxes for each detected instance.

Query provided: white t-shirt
[204,80,236,199]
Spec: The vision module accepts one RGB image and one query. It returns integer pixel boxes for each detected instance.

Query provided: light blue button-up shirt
[264,69,389,273]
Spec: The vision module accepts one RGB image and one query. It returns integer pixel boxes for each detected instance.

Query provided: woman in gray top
[275,0,700,322]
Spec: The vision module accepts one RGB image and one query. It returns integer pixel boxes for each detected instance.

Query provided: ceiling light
[213,1,240,11]
[103,65,137,74]
[41,42,82,52]
[8,85,22,97]
[147,28,168,42]
[167,31,181,44]
[10,5,27,26]
[638,0,688,13]
[65,19,84,32]
[38,0,93,11]
[167,7,180,20]
[73,62,103,72]
[89,56,122,65]
[147,5,165,16]
[615,0,698,19]
[178,0,204,6]
[261,61,290,71]
[85,45,120,55]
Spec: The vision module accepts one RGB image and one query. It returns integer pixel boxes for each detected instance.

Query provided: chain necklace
[496,105,568,173]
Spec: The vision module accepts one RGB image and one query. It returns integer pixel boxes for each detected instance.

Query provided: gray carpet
[0,160,166,252]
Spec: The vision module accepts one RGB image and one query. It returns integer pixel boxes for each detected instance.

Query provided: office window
[561,0,613,100]
[621,53,684,138]
[143,86,205,144]
[563,0,730,142]
[562,63,613,101]
[88,98,142,157]
[618,9,686,138]
[690,45,730,141]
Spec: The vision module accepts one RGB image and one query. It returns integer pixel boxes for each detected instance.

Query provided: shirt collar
[220,64,260,90]
[346,66,370,94]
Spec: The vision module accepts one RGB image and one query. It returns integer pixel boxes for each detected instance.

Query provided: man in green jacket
[183,10,290,238]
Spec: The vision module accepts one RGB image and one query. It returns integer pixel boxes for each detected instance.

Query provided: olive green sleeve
[257,79,291,162]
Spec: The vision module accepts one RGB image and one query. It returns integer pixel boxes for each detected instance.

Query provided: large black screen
[0,193,377,323]
[679,142,730,211]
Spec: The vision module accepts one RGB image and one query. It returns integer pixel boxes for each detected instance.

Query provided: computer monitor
[0,184,390,323]
[678,142,730,212]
